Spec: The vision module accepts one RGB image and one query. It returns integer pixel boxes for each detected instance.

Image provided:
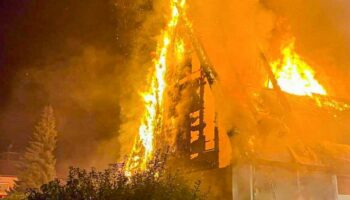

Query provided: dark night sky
[0,0,145,169]
[0,0,115,106]
[0,0,126,87]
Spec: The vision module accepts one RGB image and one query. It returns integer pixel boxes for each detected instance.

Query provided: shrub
[26,155,206,200]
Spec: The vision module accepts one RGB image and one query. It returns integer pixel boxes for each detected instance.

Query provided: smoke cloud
[0,0,155,174]
[186,0,350,165]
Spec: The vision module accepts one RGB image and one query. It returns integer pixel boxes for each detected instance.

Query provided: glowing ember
[267,39,327,96]
[125,0,186,176]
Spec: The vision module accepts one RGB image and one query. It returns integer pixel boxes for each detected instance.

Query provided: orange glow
[267,39,349,112]
[125,0,186,176]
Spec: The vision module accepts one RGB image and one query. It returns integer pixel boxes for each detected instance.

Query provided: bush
[26,155,206,200]
[4,192,27,200]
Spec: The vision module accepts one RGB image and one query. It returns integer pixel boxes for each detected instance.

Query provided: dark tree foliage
[26,155,206,200]
[15,106,57,192]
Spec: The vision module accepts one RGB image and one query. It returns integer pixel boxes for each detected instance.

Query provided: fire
[125,0,186,175]
[175,39,185,62]
[267,39,349,112]
[267,39,327,97]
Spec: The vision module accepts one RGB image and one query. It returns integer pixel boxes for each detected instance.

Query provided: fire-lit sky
[1,0,350,172]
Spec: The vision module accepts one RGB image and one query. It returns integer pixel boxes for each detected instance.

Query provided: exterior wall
[191,167,232,199]
[233,164,336,200]
[0,176,17,198]
[338,176,350,200]
[339,195,350,200]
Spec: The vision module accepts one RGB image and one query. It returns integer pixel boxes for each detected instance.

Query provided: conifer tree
[15,105,57,192]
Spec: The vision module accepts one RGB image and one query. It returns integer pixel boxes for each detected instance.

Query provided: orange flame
[267,39,327,96]
[125,0,186,176]
[267,39,349,112]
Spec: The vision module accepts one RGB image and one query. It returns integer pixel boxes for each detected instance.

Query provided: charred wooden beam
[183,15,218,86]
[260,50,292,112]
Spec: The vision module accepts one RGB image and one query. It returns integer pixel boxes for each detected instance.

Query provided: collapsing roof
[233,88,350,175]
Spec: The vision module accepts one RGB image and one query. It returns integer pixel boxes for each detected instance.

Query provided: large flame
[267,39,349,111]
[267,39,327,97]
[125,0,186,175]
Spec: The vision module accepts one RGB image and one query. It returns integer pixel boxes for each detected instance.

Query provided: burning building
[124,0,350,199]
[168,36,350,199]
[228,39,350,199]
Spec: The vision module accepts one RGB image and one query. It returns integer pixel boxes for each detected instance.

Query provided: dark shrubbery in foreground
[24,157,206,200]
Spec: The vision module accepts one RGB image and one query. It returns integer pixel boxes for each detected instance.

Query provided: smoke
[0,0,150,173]
[187,0,272,125]
[188,0,350,110]
[181,0,350,197]
[185,0,350,167]
[2,0,350,179]
[0,0,182,173]
[115,0,350,168]
[116,0,167,159]
[0,46,125,173]
[184,0,274,168]
[262,0,350,97]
